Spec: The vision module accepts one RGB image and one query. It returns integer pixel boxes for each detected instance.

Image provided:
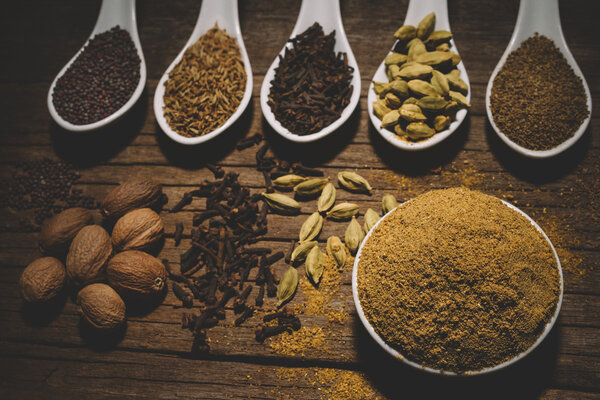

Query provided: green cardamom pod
[276,267,298,307]
[445,100,460,117]
[338,171,372,194]
[436,43,450,52]
[363,208,381,233]
[425,30,452,46]
[305,246,325,285]
[413,51,453,67]
[430,70,450,97]
[326,202,359,221]
[406,122,436,140]
[373,81,390,96]
[345,217,365,255]
[262,193,301,214]
[433,115,451,132]
[407,39,426,61]
[450,52,461,66]
[326,236,346,270]
[403,97,418,105]
[382,194,398,214]
[317,183,336,213]
[416,12,436,40]
[407,79,440,98]
[394,124,408,137]
[387,64,402,80]
[399,103,427,122]
[398,64,433,80]
[389,80,409,99]
[290,241,317,265]
[393,25,416,41]
[272,174,308,190]
[299,212,323,243]
[381,110,400,129]
[445,72,469,95]
[385,52,408,66]
[416,96,448,112]
[373,100,392,119]
[385,92,402,108]
[449,90,471,108]
[293,177,329,197]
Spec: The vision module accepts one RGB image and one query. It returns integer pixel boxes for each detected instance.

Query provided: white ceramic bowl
[352,197,564,376]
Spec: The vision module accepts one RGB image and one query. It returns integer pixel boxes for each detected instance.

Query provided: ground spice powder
[490,34,589,150]
[163,25,246,137]
[357,187,561,373]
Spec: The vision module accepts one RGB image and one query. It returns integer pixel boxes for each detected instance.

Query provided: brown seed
[39,207,94,257]
[20,257,66,303]
[111,208,164,252]
[66,225,112,287]
[77,283,126,329]
[107,250,167,299]
[101,179,164,220]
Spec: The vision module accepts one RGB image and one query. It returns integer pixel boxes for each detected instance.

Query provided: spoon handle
[196,0,241,35]
[405,0,450,30]
[92,0,136,35]
[512,0,562,42]
[293,0,342,35]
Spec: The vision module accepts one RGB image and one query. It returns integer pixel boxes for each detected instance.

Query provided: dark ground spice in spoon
[268,23,354,136]
[357,187,561,373]
[490,34,589,150]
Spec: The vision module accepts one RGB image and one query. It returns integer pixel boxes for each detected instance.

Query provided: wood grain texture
[0,0,598,398]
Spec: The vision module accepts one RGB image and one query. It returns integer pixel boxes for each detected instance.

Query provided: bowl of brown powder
[353,187,563,375]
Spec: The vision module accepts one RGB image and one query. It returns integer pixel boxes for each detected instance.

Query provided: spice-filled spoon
[47,0,147,132]
[153,0,253,146]
[259,0,361,143]
[368,0,471,151]
[485,0,592,159]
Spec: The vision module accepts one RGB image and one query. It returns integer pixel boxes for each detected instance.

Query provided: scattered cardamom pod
[262,193,301,215]
[363,208,380,232]
[385,52,408,65]
[385,92,402,108]
[425,30,452,47]
[305,246,325,285]
[416,96,448,112]
[272,174,308,190]
[393,25,416,41]
[276,267,298,307]
[290,241,317,265]
[382,194,398,214]
[430,70,450,96]
[389,80,409,98]
[373,81,390,95]
[445,72,469,95]
[407,79,440,98]
[293,177,329,197]
[326,202,359,221]
[345,216,365,255]
[326,236,346,270]
[299,212,323,243]
[416,12,436,40]
[317,183,336,213]
[407,122,436,139]
[413,51,453,67]
[398,63,433,80]
[407,39,426,60]
[338,171,372,194]
[388,64,402,80]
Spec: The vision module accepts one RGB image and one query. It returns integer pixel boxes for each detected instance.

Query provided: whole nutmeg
[66,225,112,287]
[19,257,66,303]
[39,208,94,257]
[107,250,167,299]
[101,179,163,220]
[77,283,126,329]
[112,208,164,252]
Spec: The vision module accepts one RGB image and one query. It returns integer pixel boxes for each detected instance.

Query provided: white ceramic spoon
[47,0,147,132]
[485,0,592,159]
[259,0,361,143]
[352,196,563,376]
[153,0,253,146]
[368,0,470,151]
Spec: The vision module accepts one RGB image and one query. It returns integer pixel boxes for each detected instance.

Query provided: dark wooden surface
[1,1,599,399]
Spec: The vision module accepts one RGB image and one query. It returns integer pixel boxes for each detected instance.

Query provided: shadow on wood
[485,119,591,184]
[79,318,127,351]
[21,294,67,327]
[353,314,560,399]
[154,102,254,170]
[48,89,149,167]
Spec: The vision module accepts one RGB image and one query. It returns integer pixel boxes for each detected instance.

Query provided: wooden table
[1,1,598,398]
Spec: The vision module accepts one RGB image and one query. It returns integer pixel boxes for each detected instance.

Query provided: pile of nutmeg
[19,178,168,331]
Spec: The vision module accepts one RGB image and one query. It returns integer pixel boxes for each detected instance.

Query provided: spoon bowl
[153,0,253,146]
[259,0,361,143]
[485,0,592,158]
[352,196,564,376]
[368,0,471,151]
[47,0,147,132]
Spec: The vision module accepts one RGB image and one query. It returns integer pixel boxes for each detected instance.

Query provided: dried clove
[172,282,193,308]
[173,222,184,246]
[234,306,255,326]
